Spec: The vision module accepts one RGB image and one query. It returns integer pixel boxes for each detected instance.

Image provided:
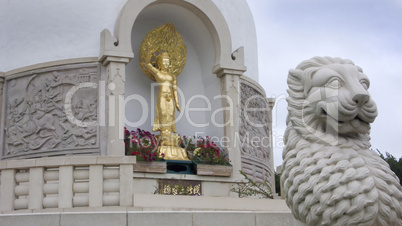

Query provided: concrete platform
[0,196,293,226]
[0,210,293,226]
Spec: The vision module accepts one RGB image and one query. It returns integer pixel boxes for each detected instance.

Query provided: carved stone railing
[0,156,136,212]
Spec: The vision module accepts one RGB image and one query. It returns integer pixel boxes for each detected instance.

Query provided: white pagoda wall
[0,0,274,189]
[0,0,259,82]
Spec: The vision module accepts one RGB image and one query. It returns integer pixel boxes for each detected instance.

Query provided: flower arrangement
[180,136,230,165]
[124,128,230,165]
[124,127,164,162]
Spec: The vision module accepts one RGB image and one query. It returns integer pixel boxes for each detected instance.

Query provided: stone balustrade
[0,156,136,212]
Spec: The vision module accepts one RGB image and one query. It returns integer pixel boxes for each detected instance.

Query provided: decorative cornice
[4,58,98,77]
[99,29,134,66]
[0,72,4,82]
[213,47,247,77]
[100,56,131,66]
[266,98,276,109]
[213,66,247,78]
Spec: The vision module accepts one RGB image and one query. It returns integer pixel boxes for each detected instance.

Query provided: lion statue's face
[303,63,378,135]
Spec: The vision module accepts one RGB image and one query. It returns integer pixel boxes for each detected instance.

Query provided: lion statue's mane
[282,56,402,226]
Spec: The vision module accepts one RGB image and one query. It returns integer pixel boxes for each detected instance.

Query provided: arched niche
[109,0,243,70]
[125,3,224,138]
[100,0,246,177]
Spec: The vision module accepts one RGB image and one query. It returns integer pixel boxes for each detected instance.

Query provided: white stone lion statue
[282,56,402,226]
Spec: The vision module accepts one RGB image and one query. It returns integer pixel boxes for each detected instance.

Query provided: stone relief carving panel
[239,82,273,184]
[1,63,100,159]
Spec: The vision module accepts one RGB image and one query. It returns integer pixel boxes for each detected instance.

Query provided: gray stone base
[1,195,292,225]
[0,211,293,226]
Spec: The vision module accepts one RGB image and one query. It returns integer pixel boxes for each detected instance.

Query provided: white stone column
[102,59,129,156]
[212,47,247,181]
[119,164,133,206]
[99,29,133,156]
[58,166,73,208]
[0,72,5,128]
[276,165,284,199]
[215,69,245,180]
[28,167,44,210]
[89,165,103,207]
[0,169,16,211]
[267,98,276,193]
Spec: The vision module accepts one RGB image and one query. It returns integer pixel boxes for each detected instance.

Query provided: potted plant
[124,128,166,173]
[181,136,232,177]
[124,129,233,176]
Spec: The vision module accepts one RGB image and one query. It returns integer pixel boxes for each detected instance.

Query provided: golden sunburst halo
[139,23,187,81]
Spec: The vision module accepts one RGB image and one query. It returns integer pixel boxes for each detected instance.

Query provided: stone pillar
[28,167,44,209]
[59,166,73,208]
[0,72,5,129]
[214,69,245,180]
[119,164,133,206]
[101,59,129,156]
[100,30,133,156]
[276,165,284,199]
[89,165,103,207]
[266,98,276,193]
[212,47,247,180]
[0,169,16,211]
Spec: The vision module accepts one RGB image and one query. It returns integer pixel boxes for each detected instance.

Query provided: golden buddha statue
[139,23,189,161]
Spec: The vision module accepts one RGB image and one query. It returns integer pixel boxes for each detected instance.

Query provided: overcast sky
[246,0,402,167]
